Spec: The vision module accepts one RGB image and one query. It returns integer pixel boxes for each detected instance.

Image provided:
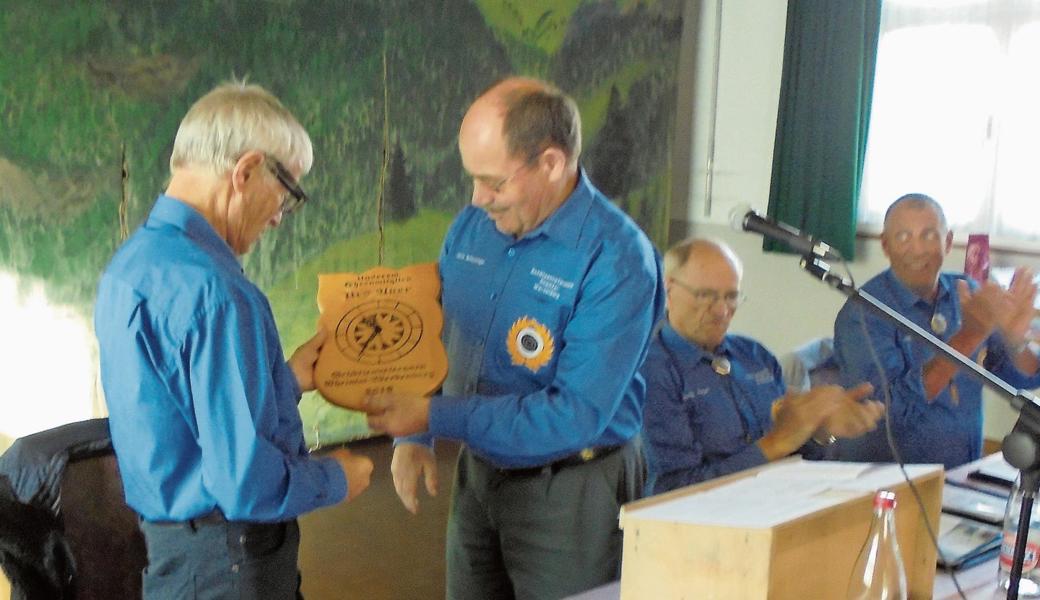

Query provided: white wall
[678,0,1026,442]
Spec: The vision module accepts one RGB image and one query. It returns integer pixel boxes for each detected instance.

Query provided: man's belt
[492,444,624,477]
[147,509,227,529]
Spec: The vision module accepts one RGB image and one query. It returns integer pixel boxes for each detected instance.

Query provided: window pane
[860,25,999,231]
[992,22,1040,242]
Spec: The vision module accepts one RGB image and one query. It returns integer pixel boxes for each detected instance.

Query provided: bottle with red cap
[846,489,908,600]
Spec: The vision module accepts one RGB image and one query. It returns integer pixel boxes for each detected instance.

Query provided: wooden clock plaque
[313,262,447,410]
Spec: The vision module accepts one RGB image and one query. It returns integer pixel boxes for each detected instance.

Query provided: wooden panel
[621,520,772,600]
[620,462,943,600]
[299,437,460,600]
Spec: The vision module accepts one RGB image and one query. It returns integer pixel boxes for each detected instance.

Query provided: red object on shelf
[964,234,990,284]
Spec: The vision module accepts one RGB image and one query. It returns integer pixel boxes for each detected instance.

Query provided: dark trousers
[446,440,644,600]
[139,514,302,600]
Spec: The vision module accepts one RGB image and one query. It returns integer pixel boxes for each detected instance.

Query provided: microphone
[729,204,842,260]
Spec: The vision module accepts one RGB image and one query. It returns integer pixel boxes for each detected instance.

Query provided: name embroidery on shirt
[530,268,575,301]
[455,252,486,266]
[507,316,555,372]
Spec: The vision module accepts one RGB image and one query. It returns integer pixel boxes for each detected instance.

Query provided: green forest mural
[0,0,684,445]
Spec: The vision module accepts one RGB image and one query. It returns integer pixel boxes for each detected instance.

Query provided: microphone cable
[837,256,968,599]
[731,205,968,596]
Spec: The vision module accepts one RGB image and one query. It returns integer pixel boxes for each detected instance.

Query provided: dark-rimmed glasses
[670,278,746,309]
[266,158,309,215]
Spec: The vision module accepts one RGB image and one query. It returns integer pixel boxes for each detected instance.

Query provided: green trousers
[445,441,644,600]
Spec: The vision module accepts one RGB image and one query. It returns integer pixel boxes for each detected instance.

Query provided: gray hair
[169,80,313,176]
[494,80,582,165]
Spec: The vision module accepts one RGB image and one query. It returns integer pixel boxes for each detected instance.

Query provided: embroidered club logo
[507,317,554,372]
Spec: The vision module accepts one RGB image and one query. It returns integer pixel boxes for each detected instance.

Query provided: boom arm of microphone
[799,254,1040,600]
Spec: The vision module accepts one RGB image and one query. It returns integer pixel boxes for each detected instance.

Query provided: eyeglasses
[266,158,309,215]
[669,278,746,309]
[478,149,546,194]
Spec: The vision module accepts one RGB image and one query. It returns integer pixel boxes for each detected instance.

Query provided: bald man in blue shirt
[834,193,1040,468]
[640,238,884,495]
[365,77,664,599]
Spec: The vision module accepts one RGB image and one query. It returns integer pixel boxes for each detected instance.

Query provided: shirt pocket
[491,270,580,382]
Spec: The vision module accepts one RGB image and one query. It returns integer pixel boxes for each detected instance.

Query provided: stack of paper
[627,460,938,529]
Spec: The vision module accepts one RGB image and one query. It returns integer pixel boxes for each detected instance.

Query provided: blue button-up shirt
[834,269,1040,468]
[640,323,792,494]
[95,195,347,522]
[424,172,664,468]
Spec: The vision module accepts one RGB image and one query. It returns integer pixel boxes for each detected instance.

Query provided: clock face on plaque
[335,299,424,365]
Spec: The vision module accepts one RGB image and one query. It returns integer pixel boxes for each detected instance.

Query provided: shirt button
[231,564,240,573]
[490,293,496,300]
[239,534,247,544]
[507,248,516,258]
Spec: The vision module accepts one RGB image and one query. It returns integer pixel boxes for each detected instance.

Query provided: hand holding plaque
[313,263,448,410]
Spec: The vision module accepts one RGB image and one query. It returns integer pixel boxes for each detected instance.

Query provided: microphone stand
[801,255,1040,600]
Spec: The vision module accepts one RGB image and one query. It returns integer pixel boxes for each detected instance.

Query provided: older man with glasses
[94,81,373,599]
[639,238,885,495]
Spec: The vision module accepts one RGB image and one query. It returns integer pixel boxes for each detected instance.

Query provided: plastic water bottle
[846,489,908,600]
[998,476,1040,597]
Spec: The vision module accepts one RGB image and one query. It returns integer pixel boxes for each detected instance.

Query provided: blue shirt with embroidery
[640,323,794,494]
[94,195,347,522]
[833,269,1040,468]
[422,172,664,468]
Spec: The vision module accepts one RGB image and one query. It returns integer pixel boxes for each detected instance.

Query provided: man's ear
[541,147,570,183]
[944,229,954,255]
[231,151,266,194]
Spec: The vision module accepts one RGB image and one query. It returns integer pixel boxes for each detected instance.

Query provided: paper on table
[627,460,942,529]
[754,460,874,481]
[936,513,1001,569]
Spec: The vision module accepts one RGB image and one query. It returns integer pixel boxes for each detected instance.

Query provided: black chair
[0,419,146,599]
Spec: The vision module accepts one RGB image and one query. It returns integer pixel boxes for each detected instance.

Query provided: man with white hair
[640,237,884,495]
[95,81,372,599]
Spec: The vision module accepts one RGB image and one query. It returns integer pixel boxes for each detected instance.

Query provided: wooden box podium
[618,460,944,600]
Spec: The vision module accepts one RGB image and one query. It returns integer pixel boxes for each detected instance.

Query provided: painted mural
[0,0,684,444]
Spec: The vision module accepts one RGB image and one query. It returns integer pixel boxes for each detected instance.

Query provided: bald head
[664,238,744,280]
[665,238,744,350]
[458,77,583,238]
[463,77,582,168]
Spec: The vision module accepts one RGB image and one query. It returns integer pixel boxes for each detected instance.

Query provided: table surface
[567,454,1020,600]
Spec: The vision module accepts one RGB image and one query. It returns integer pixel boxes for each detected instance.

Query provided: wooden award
[314,263,448,410]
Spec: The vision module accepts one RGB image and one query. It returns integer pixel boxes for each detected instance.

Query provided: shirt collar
[520,168,595,247]
[660,320,732,365]
[879,268,955,310]
[146,195,241,272]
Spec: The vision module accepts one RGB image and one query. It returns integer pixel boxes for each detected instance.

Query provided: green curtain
[765,0,882,260]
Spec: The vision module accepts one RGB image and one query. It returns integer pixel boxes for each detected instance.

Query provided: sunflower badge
[507,317,555,372]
